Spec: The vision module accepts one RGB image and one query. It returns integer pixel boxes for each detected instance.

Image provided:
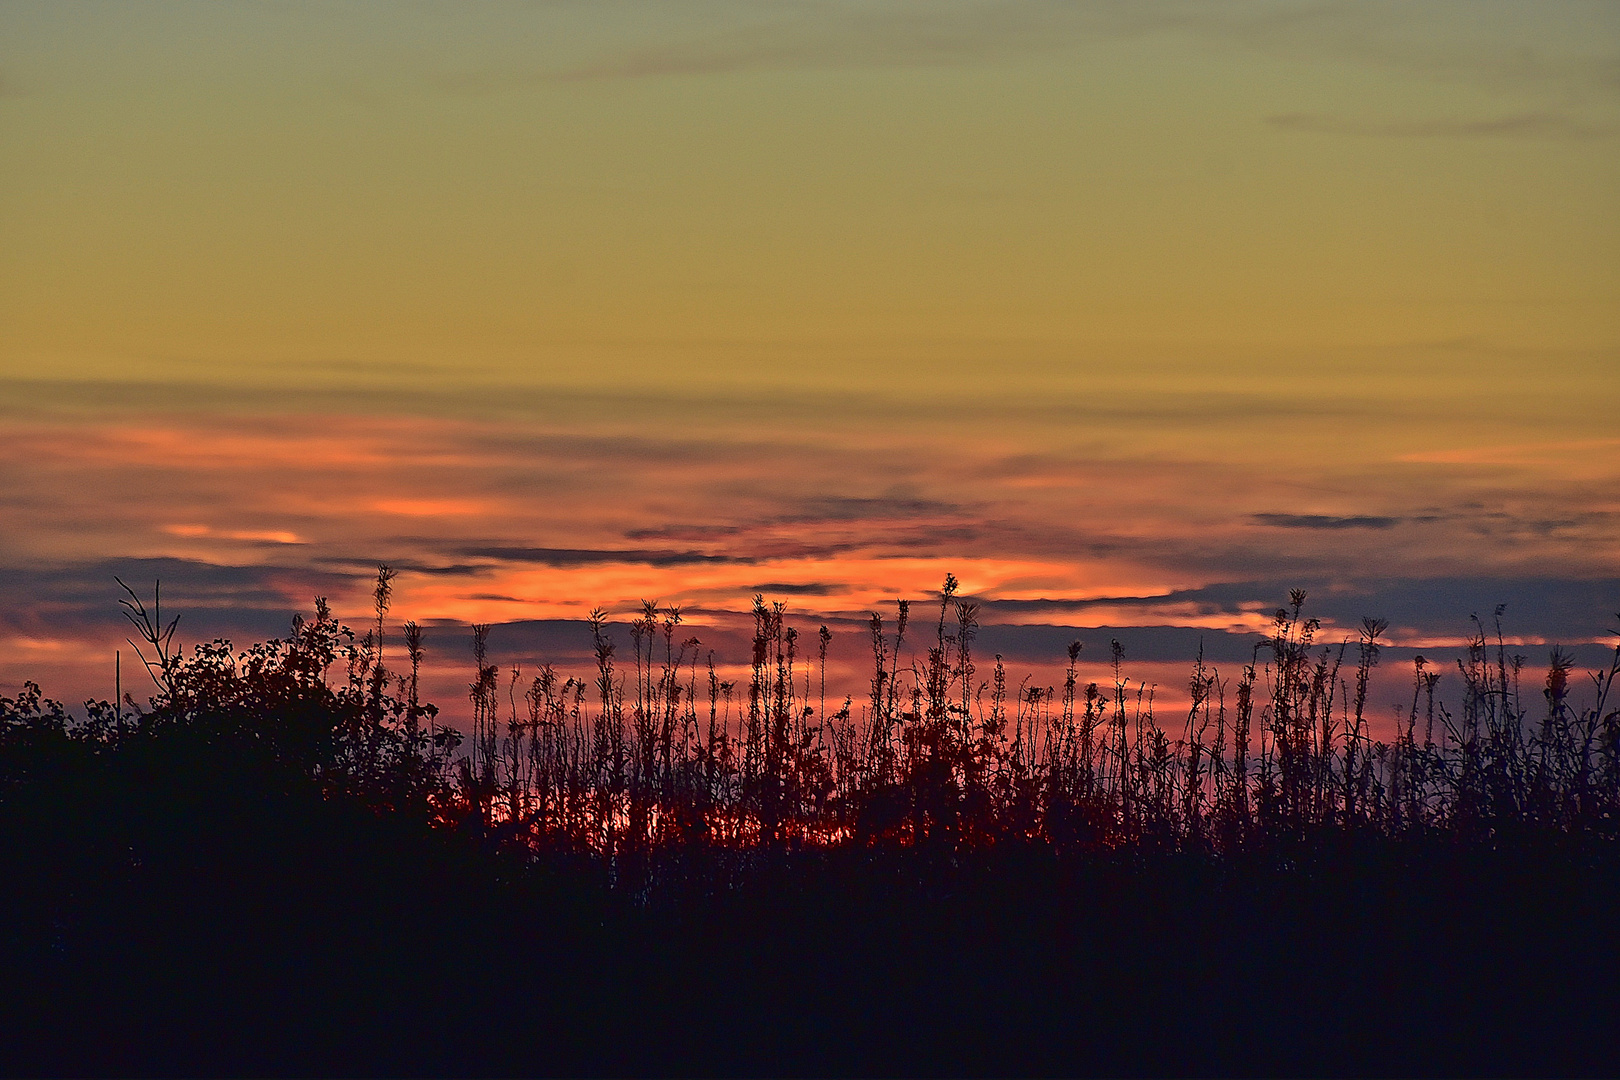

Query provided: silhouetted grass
[2,572,1618,1075]
[443,575,1620,867]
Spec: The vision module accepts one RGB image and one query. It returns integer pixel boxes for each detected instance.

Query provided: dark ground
[2,723,1617,1077]
[6,831,1619,1071]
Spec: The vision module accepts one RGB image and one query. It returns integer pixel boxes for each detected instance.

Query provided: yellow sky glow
[1,2,1616,718]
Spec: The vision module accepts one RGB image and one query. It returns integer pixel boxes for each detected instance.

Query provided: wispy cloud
[1267,110,1617,139]
[770,494,972,524]
[551,1,1072,81]
[535,0,1620,104]
[164,523,306,545]
[5,373,1616,707]
[457,545,755,568]
[1400,437,1620,467]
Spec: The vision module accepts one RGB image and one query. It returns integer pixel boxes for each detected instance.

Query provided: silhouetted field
[3,573,1618,1076]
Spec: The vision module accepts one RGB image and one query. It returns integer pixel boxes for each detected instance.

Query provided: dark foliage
[2,578,1618,1076]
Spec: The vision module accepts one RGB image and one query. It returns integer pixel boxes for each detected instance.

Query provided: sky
[2,1,1617,725]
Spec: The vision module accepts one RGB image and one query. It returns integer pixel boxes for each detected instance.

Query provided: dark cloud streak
[980,578,1620,643]
[1268,110,1617,140]
[1251,513,1402,530]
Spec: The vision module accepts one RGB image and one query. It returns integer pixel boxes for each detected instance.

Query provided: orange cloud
[164,524,305,544]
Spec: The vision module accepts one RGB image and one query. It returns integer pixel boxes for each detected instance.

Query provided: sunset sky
[3,1,1617,720]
